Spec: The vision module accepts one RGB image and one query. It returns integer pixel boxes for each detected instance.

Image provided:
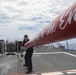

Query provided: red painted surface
[24,1,76,48]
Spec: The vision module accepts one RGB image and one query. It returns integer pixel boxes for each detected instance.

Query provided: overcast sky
[0,0,76,43]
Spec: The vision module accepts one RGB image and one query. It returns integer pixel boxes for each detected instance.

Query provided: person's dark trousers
[27,52,33,72]
[25,49,33,72]
[24,51,28,66]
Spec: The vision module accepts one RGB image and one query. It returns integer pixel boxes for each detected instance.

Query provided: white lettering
[46,26,52,35]
[34,5,76,42]
[36,35,40,40]
[41,31,45,38]
[73,9,76,21]
[52,23,57,32]
[59,5,73,30]
[62,11,73,29]
[45,23,57,35]
[67,11,73,24]
[65,4,73,16]
[59,13,65,30]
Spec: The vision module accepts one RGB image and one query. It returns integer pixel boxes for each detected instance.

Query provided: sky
[0,0,76,43]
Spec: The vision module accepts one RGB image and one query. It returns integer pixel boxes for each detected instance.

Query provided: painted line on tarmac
[33,54,42,57]
[64,52,76,58]
[66,72,76,74]
[21,52,64,56]
[34,52,76,58]
[41,69,76,75]
[41,72,63,75]
[8,69,76,75]
[33,52,64,55]
[63,69,76,75]
[7,55,11,57]
[9,73,37,75]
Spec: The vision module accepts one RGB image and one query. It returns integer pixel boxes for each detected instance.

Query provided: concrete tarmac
[0,46,76,75]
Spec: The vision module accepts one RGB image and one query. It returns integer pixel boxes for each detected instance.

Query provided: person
[22,34,33,74]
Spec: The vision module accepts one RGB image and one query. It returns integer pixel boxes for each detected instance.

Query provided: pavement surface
[0,46,76,75]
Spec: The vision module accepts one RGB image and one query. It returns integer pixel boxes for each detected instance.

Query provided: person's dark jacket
[22,39,33,52]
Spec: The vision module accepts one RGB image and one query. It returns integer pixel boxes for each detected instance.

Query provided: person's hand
[21,46,27,51]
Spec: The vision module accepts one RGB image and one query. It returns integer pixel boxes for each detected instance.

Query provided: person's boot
[23,64,27,67]
[26,71,32,74]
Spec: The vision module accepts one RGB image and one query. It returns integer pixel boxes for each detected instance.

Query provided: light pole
[66,41,69,50]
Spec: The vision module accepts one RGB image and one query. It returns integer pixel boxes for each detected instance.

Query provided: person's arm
[22,40,27,51]
[22,40,25,47]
